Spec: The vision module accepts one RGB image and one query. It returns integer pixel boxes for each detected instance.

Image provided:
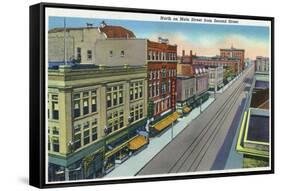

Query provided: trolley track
[137,66,254,175]
[168,78,246,173]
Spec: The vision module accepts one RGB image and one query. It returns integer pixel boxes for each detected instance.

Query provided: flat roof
[255,80,269,89]
[247,115,269,143]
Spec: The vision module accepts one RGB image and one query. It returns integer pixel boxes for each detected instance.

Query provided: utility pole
[171,121,174,140]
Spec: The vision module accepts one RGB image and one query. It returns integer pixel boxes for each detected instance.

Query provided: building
[208,66,224,91]
[176,75,195,116]
[48,21,136,65]
[181,50,239,80]
[48,64,148,181]
[94,37,179,136]
[220,46,245,71]
[255,56,269,73]
[236,72,270,168]
[177,63,209,108]
[146,39,178,135]
[95,38,147,67]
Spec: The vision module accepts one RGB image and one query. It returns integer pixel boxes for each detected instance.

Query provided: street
[137,65,255,175]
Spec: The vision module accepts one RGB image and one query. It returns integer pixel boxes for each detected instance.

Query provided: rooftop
[99,25,135,38]
[48,24,136,39]
[247,115,269,143]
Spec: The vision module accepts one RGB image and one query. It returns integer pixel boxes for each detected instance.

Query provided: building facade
[220,46,245,71]
[48,64,148,181]
[208,66,224,91]
[147,39,179,136]
[48,21,136,65]
[176,75,195,116]
[95,38,147,67]
[255,56,269,73]
[177,63,209,108]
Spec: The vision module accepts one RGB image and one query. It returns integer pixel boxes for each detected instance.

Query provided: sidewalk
[105,97,215,178]
[212,72,243,94]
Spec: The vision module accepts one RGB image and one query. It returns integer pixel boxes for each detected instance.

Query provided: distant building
[236,72,269,168]
[181,50,240,79]
[255,56,269,73]
[48,21,135,65]
[176,75,195,116]
[177,63,209,108]
[208,66,224,91]
[220,46,245,71]
[48,64,148,181]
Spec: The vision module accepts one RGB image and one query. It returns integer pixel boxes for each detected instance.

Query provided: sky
[49,16,270,59]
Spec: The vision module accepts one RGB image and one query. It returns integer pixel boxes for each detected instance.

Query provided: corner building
[48,64,148,181]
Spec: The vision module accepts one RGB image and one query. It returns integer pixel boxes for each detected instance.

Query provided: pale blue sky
[49,16,270,58]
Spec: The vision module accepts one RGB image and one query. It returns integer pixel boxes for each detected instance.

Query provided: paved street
[105,97,215,178]
[137,65,255,175]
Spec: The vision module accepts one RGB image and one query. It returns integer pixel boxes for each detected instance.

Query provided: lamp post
[171,121,174,140]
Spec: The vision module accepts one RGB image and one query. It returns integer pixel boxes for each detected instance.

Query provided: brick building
[220,46,245,71]
[147,39,179,135]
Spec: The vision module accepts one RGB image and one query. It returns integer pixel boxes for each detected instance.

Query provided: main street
[137,64,255,175]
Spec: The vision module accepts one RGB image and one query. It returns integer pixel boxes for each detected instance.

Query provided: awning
[128,135,148,150]
[105,135,138,158]
[154,112,179,131]
[105,141,128,159]
[183,106,191,113]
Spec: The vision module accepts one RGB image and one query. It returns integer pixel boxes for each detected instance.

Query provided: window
[109,50,113,57]
[113,92,118,106]
[77,47,81,61]
[106,85,124,108]
[74,125,81,134]
[74,93,81,118]
[53,138,59,152]
[83,130,90,145]
[130,103,144,123]
[107,109,124,133]
[119,91,123,104]
[53,127,59,135]
[120,50,125,57]
[156,82,160,96]
[91,90,97,113]
[130,81,143,101]
[51,101,59,120]
[107,93,112,108]
[92,127,98,141]
[87,50,92,60]
[83,99,89,115]
[74,100,80,118]
[74,133,81,150]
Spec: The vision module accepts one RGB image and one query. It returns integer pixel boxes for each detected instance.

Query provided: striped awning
[128,135,148,150]
[154,112,179,131]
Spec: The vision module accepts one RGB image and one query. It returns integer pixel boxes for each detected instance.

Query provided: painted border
[29,2,275,188]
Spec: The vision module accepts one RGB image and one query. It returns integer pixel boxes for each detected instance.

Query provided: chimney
[190,50,193,64]
[182,50,185,57]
